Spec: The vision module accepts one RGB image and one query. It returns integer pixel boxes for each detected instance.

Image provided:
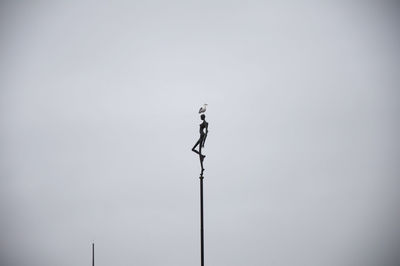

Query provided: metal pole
[200,175,204,266]
[92,243,94,266]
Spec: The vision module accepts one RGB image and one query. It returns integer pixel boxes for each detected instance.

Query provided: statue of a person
[192,114,208,172]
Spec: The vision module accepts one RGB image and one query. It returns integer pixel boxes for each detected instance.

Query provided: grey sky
[1,1,400,266]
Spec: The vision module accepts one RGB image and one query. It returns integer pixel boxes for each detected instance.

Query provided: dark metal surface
[200,175,204,266]
[92,243,94,266]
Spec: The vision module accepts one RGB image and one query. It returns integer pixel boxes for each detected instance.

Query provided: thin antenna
[92,243,94,266]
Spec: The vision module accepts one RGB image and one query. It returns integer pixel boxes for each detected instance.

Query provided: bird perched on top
[198,104,208,114]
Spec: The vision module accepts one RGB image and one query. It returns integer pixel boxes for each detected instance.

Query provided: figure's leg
[199,142,205,159]
[201,135,206,148]
[200,156,205,171]
[192,139,201,155]
[199,138,205,170]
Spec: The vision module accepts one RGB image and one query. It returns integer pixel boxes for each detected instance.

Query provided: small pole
[200,174,204,266]
[92,243,94,266]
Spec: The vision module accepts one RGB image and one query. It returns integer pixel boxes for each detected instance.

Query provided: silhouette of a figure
[192,114,208,173]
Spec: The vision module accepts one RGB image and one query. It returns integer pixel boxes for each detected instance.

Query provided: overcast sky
[1,1,400,266]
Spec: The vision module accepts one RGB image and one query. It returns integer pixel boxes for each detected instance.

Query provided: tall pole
[192,110,208,266]
[200,174,204,266]
[92,243,94,266]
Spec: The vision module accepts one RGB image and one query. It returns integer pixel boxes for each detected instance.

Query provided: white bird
[198,104,208,114]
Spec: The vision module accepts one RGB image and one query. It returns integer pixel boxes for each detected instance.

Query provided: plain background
[1,1,399,266]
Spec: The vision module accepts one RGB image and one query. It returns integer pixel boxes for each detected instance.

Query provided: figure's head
[201,114,206,120]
